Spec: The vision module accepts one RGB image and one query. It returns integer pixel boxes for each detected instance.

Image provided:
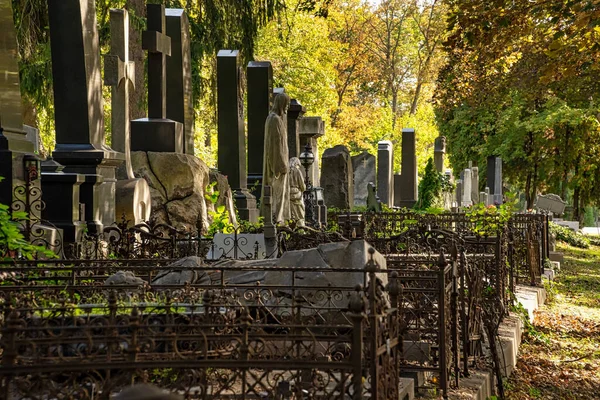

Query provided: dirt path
[505,243,600,399]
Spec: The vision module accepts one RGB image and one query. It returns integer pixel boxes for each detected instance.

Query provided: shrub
[549,222,590,249]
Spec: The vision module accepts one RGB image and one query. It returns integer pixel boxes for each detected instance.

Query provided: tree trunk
[409,79,422,115]
[126,0,146,120]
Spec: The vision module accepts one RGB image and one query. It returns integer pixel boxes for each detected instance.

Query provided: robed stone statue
[261,93,291,224]
[289,157,306,226]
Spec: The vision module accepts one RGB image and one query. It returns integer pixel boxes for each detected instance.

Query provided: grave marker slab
[352,152,376,207]
[321,145,353,209]
[247,61,273,196]
[166,9,194,155]
[434,136,446,173]
[394,128,418,208]
[487,156,503,205]
[377,140,394,206]
[217,50,258,222]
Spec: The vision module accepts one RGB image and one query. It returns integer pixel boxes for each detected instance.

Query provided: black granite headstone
[217,50,259,222]
[48,0,123,233]
[394,128,418,208]
[166,9,194,155]
[247,61,273,196]
[131,4,183,153]
[486,156,503,205]
[287,99,306,158]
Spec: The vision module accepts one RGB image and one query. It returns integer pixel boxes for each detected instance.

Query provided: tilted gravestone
[535,194,566,215]
[377,140,394,206]
[247,61,273,198]
[321,145,354,209]
[394,128,418,208]
[48,0,124,233]
[287,99,306,158]
[0,0,36,206]
[352,152,376,207]
[131,4,183,153]
[217,50,259,222]
[104,8,151,225]
[166,9,194,155]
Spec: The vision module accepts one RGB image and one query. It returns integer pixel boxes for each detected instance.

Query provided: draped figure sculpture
[261,93,291,224]
[289,157,306,226]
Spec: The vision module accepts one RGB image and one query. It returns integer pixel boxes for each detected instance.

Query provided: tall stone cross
[142,4,171,119]
[104,9,135,179]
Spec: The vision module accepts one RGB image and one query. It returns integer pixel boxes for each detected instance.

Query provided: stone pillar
[298,116,324,186]
[470,162,479,204]
[166,8,194,155]
[287,99,306,158]
[131,4,184,153]
[262,185,277,258]
[377,140,394,206]
[394,128,418,208]
[461,168,472,207]
[216,50,259,222]
[487,156,503,205]
[0,1,36,207]
[247,61,273,197]
[352,152,376,207]
[48,0,124,233]
[434,136,446,173]
[321,145,354,210]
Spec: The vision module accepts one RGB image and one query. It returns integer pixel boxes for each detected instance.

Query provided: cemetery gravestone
[166,9,194,155]
[394,128,418,208]
[461,168,472,207]
[48,0,123,233]
[131,4,184,153]
[247,61,273,197]
[470,163,479,204]
[352,152,376,207]
[298,116,325,186]
[377,140,394,206]
[105,8,151,224]
[487,156,503,205]
[535,194,566,215]
[455,179,463,208]
[434,136,446,173]
[0,1,36,206]
[287,99,306,158]
[321,145,354,209]
[217,50,259,222]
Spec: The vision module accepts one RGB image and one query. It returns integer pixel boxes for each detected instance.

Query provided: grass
[505,243,600,400]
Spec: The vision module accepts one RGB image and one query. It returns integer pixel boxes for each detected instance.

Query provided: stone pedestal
[130,119,183,152]
[115,179,152,224]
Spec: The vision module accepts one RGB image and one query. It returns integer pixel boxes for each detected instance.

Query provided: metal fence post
[348,286,365,400]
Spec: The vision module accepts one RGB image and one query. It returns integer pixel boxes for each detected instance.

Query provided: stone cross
[142,4,171,119]
[104,9,135,179]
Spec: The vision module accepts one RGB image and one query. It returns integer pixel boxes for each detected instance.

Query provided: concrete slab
[399,377,415,400]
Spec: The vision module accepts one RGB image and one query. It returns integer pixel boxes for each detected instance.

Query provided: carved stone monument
[48,0,124,233]
[352,152,376,207]
[394,128,418,208]
[247,61,273,197]
[321,145,354,209]
[217,50,259,222]
[131,4,184,153]
[166,8,194,155]
[104,8,151,224]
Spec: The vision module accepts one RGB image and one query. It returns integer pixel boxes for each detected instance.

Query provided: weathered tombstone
[352,152,376,207]
[487,156,503,205]
[166,8,194,155]
[104,8,151,224]
[377,140,394,206]
[130,4,184,153]
[287,99,306,158]
[0,0,36,206]
[485,187,491,206]
[247,61,273,196]
[434,136,446,173]
[321,145,354,209]
[48,0,124,233]
[535,194,566,215]
[461,168,472,207]
[394,128,418,208]
[217,50,259,222]
[470,162,479,204]
[298,116,324,186]
[24,125,44,155]
[455,179,463,208]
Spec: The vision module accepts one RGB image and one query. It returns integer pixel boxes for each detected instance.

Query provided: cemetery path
[505,243,600,400]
